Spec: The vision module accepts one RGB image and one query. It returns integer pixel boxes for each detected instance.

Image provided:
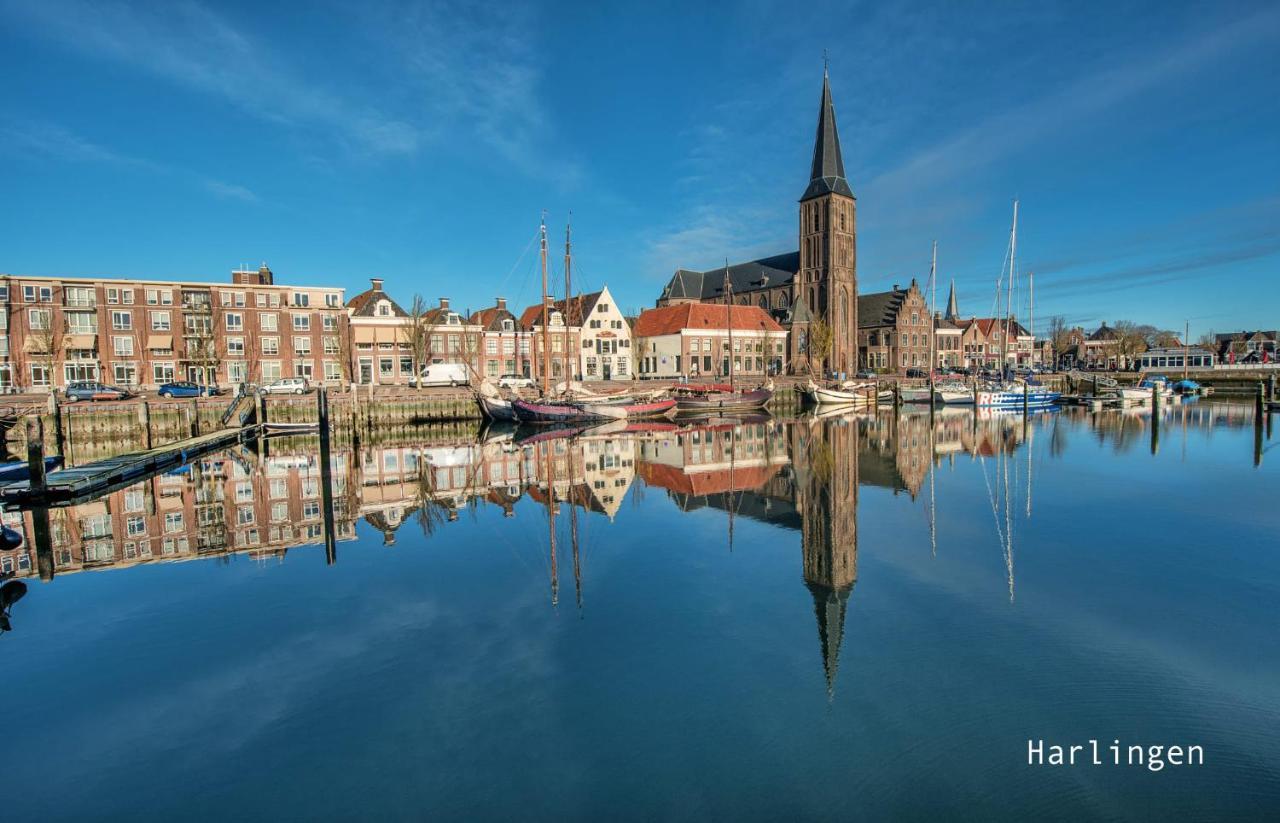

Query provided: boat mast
[1007,200,1018,376]
[724,262,734,392]
[929,240,937,382]
[1183,320,1190,380]
[540,214,551,395]
[1029,270,1035,371]
[545,441,559,607]
[564,215,573,396]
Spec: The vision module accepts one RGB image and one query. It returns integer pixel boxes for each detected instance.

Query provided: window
[22,285,35,302]
[326,293,340,308]
[262,361,282,381]
[261,313,278,332]
[293,292,310,307]
[225,312,244,331]
[113,336,134,356]
[324,361,342,381]
[399,356,412,375]
[323,314,338,331]
[227,337,245,356]
[66,311,97,333]
[153,362,175,383]
[324,336,340,355]
[377,302,391,317]
[112,310,132,330]
[271,502,289,522]
[293,314,310,331]
[164,512,185,533]
[379,357,394,378]
[294,361,313,379]
[150,311,171,331]
[228,361,246,382]
[29,308,51,330]
[501,319,514,332]
[262,337,279,356]
[65,286,95,307]
[486,338,497,355]
[293,337,312,356]
[30,363,51,387]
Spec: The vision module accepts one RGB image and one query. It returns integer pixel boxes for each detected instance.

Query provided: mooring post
[1092,375,1098,399]
[317,386,337,565]
[1151,406,1160,456]
[25,417,47,494]
[1256,381,1266,422]
[32,506,54,581]
[1152,382,1160,414]
[190,398,201,437]
[47,392,65,456]
[138,401,152,450]
[255,390,266,457]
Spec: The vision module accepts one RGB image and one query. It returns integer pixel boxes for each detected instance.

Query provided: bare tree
[29,306,61,391]
[1108,320,1148,368]
[807,318,833,378]
[401,295,430,385]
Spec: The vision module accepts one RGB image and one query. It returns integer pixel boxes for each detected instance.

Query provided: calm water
[2,401,1277,820]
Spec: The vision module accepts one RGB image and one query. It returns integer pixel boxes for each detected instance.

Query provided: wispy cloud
[863,6,1280,206]
[0,0,574,182]
[0,117,258,203]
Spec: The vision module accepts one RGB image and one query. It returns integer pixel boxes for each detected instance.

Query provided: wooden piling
[47,392,65,456]
[25,417,47,492]
[138,401,152,450]
[318,387,337,565]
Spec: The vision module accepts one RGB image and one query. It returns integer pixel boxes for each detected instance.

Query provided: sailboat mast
[540,214,551,395]
[929,241,937,378]
[545,441,559,607]
[1183,320,1190,380]
[564,216,573,393]
[1029,270,1035,370]
[724,262,734,392]
[1007,200,1018,374]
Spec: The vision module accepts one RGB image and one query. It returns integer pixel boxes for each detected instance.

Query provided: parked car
[260,377,310,395]
[157,381,222,398]
[497,374,536,389]
[416,363,470,387]
[905,367,928,378]
[63,381,130,402]
[855,369,877,379]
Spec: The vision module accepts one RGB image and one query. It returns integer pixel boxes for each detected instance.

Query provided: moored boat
[975,383,1060,408]
[0,455,64,485]
[803,379,876,406]
[934,382,974,404]
[898,385,933,403]
[674,385,773,412]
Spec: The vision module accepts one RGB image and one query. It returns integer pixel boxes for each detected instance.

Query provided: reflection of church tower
[796,421,859,698]
[795,66,857,375]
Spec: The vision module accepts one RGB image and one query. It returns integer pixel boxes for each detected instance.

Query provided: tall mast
[539,214,551,395]
[564,216,573,395]
[545,441,559,607]
[724,261,734,392]
[929,241,937,378]
[1029,270,1035,370]
[1183,320,1190,380]
[1007,200,1018,374]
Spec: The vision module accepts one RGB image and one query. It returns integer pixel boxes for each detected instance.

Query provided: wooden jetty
[1,425,256,506]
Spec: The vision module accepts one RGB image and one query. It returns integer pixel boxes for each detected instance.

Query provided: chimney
[439,297,450,309]
[370,277,384,292]
[257,262,273,284]
[496,297,507,310]
[893,283,900,291]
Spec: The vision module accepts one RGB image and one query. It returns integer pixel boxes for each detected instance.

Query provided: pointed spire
[808,582,852,700]
[945,279,959,321]
[801,65,854,201]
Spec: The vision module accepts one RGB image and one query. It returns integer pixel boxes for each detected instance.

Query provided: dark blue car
[157,381,222,398]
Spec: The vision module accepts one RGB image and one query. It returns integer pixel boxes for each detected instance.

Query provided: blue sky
[2,0,1277,337]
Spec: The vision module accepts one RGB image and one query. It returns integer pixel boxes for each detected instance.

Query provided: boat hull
[511,398,676,424]
[935,388,974,404]
[477,393,518,422]
[898,386,933,403]
[674,388,773,412]
[975,390,1061,408]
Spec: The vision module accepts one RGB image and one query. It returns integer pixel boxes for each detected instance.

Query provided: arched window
[758,294,768,308]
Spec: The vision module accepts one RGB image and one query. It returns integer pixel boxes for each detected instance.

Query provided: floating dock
[1,426,256,506]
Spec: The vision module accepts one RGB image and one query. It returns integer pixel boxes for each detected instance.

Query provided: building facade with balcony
[0,266,347,392]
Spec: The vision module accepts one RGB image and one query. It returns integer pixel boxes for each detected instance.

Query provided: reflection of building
[794,420,858,697]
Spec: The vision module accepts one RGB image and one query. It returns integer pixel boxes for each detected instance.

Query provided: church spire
[801,66,854,201]
[945,279,959,321]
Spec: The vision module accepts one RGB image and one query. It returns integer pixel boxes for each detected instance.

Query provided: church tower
[795,66,857,375]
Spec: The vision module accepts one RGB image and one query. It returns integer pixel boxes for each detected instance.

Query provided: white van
[416,363,470,387]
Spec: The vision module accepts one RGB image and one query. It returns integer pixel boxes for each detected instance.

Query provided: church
[658,67,859,376]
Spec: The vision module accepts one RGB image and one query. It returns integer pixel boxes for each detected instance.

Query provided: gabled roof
[517,291,603,330]
[660,252,800,302]
[800,70,854,202]
[1089,324,1119,341]
[469,305,519,331]
[632,303,785,337]
[347,284,408,317]
[857,287,907,328]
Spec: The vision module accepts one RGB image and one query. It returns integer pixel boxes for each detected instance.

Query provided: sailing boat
[513,216,677,424]
[974,201,1059,409]
[674,265,774,412]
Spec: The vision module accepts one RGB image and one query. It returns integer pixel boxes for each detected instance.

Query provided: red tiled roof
[632,303,784,337]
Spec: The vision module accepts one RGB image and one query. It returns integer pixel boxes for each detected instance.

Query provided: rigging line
[495,227,542,296]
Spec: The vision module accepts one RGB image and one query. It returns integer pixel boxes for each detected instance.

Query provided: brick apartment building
[0,265,347,392]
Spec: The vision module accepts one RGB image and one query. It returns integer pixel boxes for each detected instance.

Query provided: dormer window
[446,313,461,326]
[550,311,564,326]
[501,319,514,332]
[378,301,391,317]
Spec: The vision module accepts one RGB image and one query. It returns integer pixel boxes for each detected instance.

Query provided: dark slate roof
[800,71,854,202]
[518,290,604,330]
[660,251,800,302]
[347,285,408,317]
[468,304,518,331]
[857,288,907,328]
[1089,324,1119,341]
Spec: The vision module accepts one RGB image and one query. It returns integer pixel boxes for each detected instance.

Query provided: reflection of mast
[544,442,559,607]
[569,434,583,614]
[727,422,735,552]
[929,410,937,558]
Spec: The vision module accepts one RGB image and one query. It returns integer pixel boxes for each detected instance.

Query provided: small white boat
[804,380,878,406]
[898,385,933,403]
[934,382,975,405]
[975,383,1060,409]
